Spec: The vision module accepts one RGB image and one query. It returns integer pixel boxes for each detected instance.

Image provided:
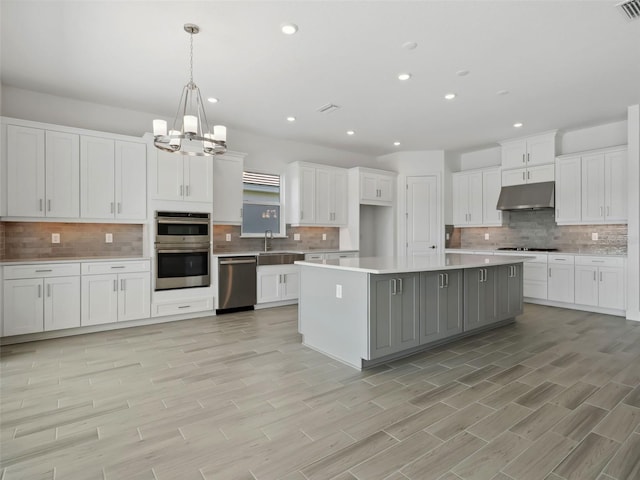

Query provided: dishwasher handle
[219,258,257,265]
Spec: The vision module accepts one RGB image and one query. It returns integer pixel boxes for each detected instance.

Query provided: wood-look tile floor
[2,304,640,480]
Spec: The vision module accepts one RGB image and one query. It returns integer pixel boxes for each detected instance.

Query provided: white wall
[559,120,627,155]
[0,85,377,175]
[459,146,501,170]
[627,105,639,322]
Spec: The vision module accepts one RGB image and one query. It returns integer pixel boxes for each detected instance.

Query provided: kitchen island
[295,254,527,369]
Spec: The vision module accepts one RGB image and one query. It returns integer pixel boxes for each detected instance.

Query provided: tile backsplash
[213,225,339,253]
[1,222,143,260]
[456,209,627,254]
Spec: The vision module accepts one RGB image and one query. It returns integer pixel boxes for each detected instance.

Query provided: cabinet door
[464,268,484,331]
[117,272,151,322]
[467,172,483,225]
[555,156,581,224]
[332,170,348,225]
[420,271,462,344]
[257,268,282,304]
[548,264,575,303]
[213,155,244,223]
[44,276,80,331]
[526,135,556,166]
[7,125,45,217]
[360,173,379,202]
[526,164,554,184]
[501,168,526,186]
[396,273,420,351]
[154,150,184,200]
[299,166,316,224]
[281,268,300,301]
[3,279,44,336]
[483,267,497,325]
[315,167,332,224]
[598,267,624,310]
[377,176,394,203]
[45,131,80,217]
[497,264,523,320]
[501,140,527,169]
[581,153,605,223]
[369,275,395,358]
[81,274,118,326]
[604,150,627,222]
[184,156,213,203]
[452,174,469,225]
[115,141,146,220]
[575,266,598,307]
[482,169,503,225]
[81,136,115,218]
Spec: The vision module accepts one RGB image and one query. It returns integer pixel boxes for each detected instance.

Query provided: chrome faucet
[264,230,273,252]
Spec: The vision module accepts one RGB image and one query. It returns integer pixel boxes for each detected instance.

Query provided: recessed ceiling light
[393,141,401,146]
[456,70,470,76]
[346,130,355,136]
[207,97,219,103]
[402,41,418,50]
[513,122,523,128]
[497,90,510,96]
[286,116,296,122]
[281,23,298,35]
[444,93,457,100]
[398,73,412,81]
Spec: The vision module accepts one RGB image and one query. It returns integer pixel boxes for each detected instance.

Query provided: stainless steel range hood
[496,181,555,211]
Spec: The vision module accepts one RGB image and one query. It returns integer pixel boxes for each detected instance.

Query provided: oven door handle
[156,249,211,254]
[157,218,209,225]
[219,259,257,265]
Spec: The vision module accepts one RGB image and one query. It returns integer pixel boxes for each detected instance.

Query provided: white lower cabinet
[81,261,151,326]
[257,265,299,304]
[547,255,575,304]
[574,256,625,311]
[2,264,81,336]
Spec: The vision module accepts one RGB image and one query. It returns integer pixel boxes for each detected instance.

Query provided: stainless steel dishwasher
[217,256,257,311]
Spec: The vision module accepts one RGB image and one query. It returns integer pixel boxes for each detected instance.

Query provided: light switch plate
[51,233,60,244]
[336,284,342,298]
[225,233,231,242]
[484,233,490,240]
[294,233,301,241]
[105,233,113,243]
[592,232,598,241]
[322,233,327,241]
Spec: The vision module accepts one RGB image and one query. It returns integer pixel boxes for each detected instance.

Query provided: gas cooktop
[496,247,559,252]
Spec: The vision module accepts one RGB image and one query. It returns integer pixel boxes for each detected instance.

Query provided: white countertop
[445,247,627,258]
[0,256,151,267]
[212,249,358,257]
[295,253,531,274]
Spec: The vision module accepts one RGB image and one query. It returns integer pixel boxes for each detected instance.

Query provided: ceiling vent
[317,103,341,114]
[617,0,640,20]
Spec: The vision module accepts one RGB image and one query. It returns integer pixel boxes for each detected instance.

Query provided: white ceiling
[1,1,639,157]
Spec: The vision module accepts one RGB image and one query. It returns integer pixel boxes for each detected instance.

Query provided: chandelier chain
[189,32,194,85]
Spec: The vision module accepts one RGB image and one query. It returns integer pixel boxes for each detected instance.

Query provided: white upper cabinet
[213,152,245,224]
[81,137,147,220]
[581,147,627,224]
[555,155,582,224]
[360,170,394,205]
[501,163,555,186]
[452,171,483,226]
[500,131,557,169]
[6,126,80,218]
[482,167,504,226]
[286,162,348,226]
[152,150,213,204]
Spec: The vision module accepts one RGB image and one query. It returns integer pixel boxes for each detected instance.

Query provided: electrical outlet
[322,233,327,241]
[105,233,113,243]
[592,232,598,241]
[294,233,301,241]
[336,284,342,299]
[484,233,490,240]
[445,233,450,241]
[225,233,231,242]
[51,233,60,244]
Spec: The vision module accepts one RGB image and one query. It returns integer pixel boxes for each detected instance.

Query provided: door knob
[430,245,437,249]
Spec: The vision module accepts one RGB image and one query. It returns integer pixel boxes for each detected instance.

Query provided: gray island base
[296,254,527,370]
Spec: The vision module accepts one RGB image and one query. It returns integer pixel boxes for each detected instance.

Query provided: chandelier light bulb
[153,119,167,136]
[213,125,227,142]
[183,115,198,134]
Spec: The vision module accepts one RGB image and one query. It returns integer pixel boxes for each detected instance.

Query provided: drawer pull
[35,269,53,273]
[110,266,126,269]
[178,305,191,309]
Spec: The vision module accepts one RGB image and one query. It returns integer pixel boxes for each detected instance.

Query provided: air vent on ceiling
[317,103,341,114]
[617,0,640,20]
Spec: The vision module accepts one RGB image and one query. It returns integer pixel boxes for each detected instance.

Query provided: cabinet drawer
[575,256,624,267]
[152,298,213,317]
[4,263,80,279]
[305,253,325,260]
[548,254,575,264]
[326,252,359,259]
[82,260,150,275]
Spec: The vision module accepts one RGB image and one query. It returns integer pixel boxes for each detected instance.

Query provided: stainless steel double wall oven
[154,211,211,291]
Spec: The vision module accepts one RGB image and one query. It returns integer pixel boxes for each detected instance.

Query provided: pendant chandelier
[152,24,227,156]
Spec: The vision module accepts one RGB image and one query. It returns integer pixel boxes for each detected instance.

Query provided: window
[241,171,283,235]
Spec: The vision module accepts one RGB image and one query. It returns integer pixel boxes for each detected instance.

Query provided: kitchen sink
[257,252,305,266]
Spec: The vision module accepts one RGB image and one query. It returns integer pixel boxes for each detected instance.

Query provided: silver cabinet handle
[522,153,525,164]
[300,210,304,220]
[180,185,184,197]
[606,206,610,217]
[600,272,603,282]
[391,278,397,295]
[178,305,191,309]
[522,171,525,181]
[479,269,484,283]
[110,266,125,269]
[527,171,530,180]
[39,199,43,211]
[398,278,403,294]
[120,279,125,291]
[113,280,117,291]
[47,199,51,212]
[444,273,449,287]
[439,273,444,288]
[186,185,190,197]
[593,271,596,281]
[110,202,114,214]
[47,284,51,297]
[36,269,53,273]
[549,267,552,278]
[600,206,603,217]
[37,284,42,298]
[527,153,530,163]
[117,202,122,214]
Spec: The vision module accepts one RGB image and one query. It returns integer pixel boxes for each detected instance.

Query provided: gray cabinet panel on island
[419,270,463,344]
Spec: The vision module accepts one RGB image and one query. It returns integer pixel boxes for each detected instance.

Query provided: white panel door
[360,173,379,202]
[115,141,146,220]
[257,268,282,303]
[3,279,44,336]
[581,153,605,223]
[117,272,151,322]
[526,135,556,166]
[604,149,627,223]
[599,267,625,310]
[482,168,502,225]
[332,170,348,225]
[299,166,316,224]
[81,136,115,218]
[501,140,527,169]
[575,266,598,307]
[282,268,300,301]
[315,167,332,224]
[81,274,118,326]
[154,150,184,200]
[547,264,575,303]
[377,176,394,203]
[452,174,468,225]
[526,164,555,184]
[406,175,438,257]
[184,156,213,203]
[467,172,483,225]
[213,155,244,223]
[44,276,80,331]
[7,125,45,217]
[45,131,80,217]
[555,156,581,224]
[502,168,526,186]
